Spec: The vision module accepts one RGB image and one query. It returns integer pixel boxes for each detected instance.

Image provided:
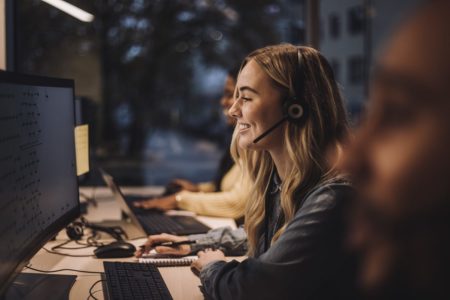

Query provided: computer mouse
[94,241,137,259]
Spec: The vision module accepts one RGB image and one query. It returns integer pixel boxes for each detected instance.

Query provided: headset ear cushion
[284,98,305,124]
[287,103,304,120]
[66,222,84,240]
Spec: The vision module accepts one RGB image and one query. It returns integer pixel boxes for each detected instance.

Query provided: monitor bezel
[0,70,80,296]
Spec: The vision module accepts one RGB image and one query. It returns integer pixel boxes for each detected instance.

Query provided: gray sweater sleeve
[198,183,357,300]
[188,226,247,256]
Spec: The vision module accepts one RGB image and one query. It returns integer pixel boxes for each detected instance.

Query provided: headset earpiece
[66,221,84,240]
[282,47,308,126]
[283,97,306,125]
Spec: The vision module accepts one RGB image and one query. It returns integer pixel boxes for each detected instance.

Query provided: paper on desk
[138,250,198,266]
[75,124,89,176]
[138,256,197,266]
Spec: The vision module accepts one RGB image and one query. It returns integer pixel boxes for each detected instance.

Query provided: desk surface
[26,186,238,300]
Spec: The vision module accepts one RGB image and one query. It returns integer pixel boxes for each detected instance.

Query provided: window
[15,0,305,185]
[348,56,365,85]
[289,21,306,44]
[347,5,365,35]
[329,13,340,39]
[329,59,340,82]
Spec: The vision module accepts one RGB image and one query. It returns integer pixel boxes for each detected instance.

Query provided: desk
[26,187,238,300]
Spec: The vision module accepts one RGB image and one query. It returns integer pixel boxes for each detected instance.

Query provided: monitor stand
[3,273,76,300]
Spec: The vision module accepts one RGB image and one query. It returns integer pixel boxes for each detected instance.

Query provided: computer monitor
[0,71,80,297]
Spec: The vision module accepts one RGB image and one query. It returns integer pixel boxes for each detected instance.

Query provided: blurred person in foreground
[134,67,250,219]
[343,1,450,299]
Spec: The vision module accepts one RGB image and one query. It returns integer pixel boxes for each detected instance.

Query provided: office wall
[319,0,421,116]
[319,0,365,113]
[0,0,5,70]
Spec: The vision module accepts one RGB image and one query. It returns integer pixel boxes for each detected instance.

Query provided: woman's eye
[242,97,251,102]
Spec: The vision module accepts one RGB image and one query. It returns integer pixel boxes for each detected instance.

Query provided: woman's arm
[188,226,247,256]
[136,226,248,257]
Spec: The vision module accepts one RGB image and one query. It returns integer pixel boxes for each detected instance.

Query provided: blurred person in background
[134,66,250,220]
[343,1,450,299]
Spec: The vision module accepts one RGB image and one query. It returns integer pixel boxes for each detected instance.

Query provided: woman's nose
[228,99,241,119]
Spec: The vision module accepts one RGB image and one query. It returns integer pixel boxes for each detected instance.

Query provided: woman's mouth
[238,123,251,133]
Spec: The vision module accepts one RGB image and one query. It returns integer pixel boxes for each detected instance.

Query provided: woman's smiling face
[229,59,285,150]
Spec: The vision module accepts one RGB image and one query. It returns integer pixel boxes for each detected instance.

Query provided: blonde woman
[137,44,357,299]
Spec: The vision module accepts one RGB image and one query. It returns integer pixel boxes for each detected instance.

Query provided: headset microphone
[252,117,288,144]
[252,99,305,144]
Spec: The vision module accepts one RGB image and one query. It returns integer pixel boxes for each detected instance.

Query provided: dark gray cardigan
[194,178,358,300]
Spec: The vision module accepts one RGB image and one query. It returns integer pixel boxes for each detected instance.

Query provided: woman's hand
[170,178,199,192]
[135,233,191,257]
[133,194,177,210]
[191,249,226,275]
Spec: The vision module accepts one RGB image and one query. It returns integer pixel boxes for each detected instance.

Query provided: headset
[253,47,308,144]
[66,221,85,240]
[66,217,128,241]
[284,47,308,124]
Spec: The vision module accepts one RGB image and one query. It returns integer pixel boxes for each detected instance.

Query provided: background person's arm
[176,165,250,218]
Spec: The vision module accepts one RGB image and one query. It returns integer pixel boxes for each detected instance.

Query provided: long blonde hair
[231,44,349,256]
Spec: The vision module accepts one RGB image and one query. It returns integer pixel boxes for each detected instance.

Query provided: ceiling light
[41,0,94,22]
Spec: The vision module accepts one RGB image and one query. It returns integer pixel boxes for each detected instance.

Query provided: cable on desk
[50,232,105,253]
[76,240,90,246]
[89,287,103,300]
[51,240,72,250]
[86,233,106,247]
[75,239,102,248]
[25,265,102,274]
[42,247,95,257]
[52,239,93,250]
[51,239,100,250]
[79,191,98,208]
[87,279,104,300]
[56,244,94,250]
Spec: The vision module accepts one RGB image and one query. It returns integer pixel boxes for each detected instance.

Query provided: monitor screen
[0,71,80,295]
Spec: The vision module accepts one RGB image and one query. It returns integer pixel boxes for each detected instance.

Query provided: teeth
[239,123,250,130]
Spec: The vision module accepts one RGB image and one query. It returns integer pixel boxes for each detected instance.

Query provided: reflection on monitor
[0,71,80,296]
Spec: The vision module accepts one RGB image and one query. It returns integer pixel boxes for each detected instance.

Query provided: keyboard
[137,214,184,234]
[103,261,173,300]
[123,192,211,236]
